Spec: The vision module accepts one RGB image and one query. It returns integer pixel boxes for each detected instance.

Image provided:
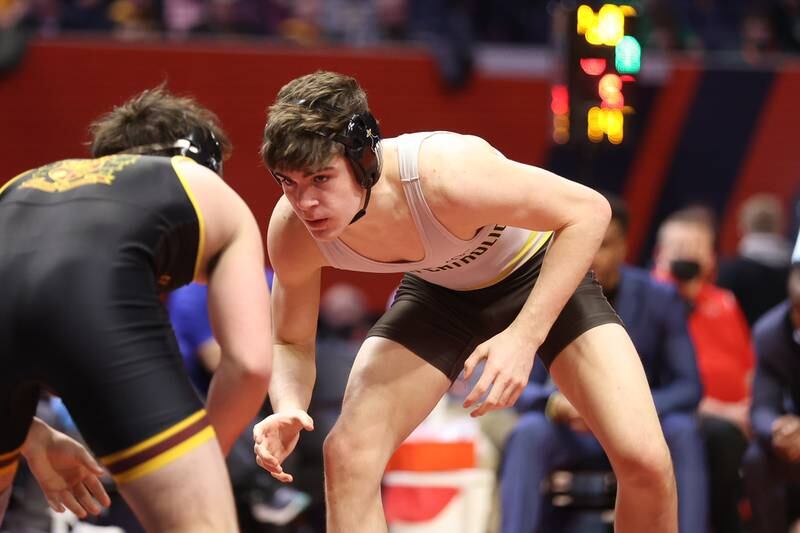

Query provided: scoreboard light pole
[552,2,642,146]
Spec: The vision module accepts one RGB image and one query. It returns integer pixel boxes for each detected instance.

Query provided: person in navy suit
[742,232,800,533]
[500,194,707,533]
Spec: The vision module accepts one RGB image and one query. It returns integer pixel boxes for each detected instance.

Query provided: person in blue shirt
[500,194,707,533]
[742,234,800,533]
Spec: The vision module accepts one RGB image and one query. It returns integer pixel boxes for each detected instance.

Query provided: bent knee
[323,427,387,481]
[610,438,674,487]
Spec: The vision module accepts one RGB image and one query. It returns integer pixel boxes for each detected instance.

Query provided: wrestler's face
[272,155,363,240]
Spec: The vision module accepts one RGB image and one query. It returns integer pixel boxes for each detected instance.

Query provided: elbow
[247,349,272,382]
[231,345,272,383]
[588,190,611,229]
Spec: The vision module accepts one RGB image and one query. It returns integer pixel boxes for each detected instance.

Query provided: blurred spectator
[742,234,800,533]
[653,206,755,533]
[408,0,474,88]
[0,0,33,74]
[277,0,322,46]
[376,0,407,41]
[59,0,114,31]
[768,0,800,52]
[718,193,791,326]
[320,0,379,45]
[501,195,706,533]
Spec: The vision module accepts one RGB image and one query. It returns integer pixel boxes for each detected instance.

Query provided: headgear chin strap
[122,128,224,177]
[294,98,382,224]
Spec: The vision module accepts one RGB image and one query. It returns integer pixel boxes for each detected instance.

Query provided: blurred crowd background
[3,1,800,532]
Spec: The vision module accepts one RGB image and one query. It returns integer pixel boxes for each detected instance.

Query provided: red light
[551,85,569,115]
[580,58,607,76]
[619,74,636,82]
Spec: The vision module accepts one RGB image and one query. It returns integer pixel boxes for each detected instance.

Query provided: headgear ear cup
[337,112,381,189]
[119,127,223,177]
[291,99,382,190]
[179,128,223,176]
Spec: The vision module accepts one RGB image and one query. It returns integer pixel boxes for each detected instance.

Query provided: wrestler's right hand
[253,409,314,483]
[22,418,111,518]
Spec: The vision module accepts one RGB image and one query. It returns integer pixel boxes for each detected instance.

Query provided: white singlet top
[315,132,552,291]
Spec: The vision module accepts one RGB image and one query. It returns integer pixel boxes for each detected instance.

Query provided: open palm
[25,428,110,518]
[253,409,314,483]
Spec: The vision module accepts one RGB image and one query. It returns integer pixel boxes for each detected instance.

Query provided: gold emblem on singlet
[19,155,140,193]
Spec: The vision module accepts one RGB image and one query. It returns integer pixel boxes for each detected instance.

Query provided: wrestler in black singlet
[0,154,215,483]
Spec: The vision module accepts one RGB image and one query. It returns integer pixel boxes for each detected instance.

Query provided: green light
[615,35,641,74]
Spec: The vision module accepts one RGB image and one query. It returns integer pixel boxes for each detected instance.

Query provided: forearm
[511,220,607,340]
[268,342,317,413]
[206,359,270,455]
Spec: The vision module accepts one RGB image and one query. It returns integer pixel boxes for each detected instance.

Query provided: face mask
[670,259,701,281]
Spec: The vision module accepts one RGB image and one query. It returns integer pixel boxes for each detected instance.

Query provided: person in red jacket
[653,206,755,533]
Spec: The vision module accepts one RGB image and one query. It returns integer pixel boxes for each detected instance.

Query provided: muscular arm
[183,162,272,455]
[267,199,325,414]
[428,135,611,348]
[421,135,610,414]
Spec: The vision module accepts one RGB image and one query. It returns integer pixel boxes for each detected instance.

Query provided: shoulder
[704,283,740,310]
[753,300,790,341]
[171,157,244,214]
[418,132,500,171]
[267,196,325,283]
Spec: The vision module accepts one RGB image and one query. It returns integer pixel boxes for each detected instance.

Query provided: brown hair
[261,71,370,173]
[738,193,784,234]
[658,205,719,247]
[89,85,231,159]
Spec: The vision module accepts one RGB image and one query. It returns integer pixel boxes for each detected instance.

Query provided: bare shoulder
[267,196,326,285]
[417,132,510,193]
[172,157,251,235]
[415,133,517,231]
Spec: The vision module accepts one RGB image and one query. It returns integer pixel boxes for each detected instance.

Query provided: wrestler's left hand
[462,326,536,417]
[22,418,111,518]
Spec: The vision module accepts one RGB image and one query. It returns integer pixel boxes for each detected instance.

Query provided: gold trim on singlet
[0,447,22,477]
[100,410,215,484]
[171,156,206,281]
[0,170,32,198]
[461,230,553,291]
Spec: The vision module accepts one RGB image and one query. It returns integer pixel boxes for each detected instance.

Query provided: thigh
[42,278,210,484]
[368,275,477,382]
[548,323,666,465]
[334,337,453,464]
[0,382,39,482]
[538,272,622,368]
[116,437,237,533]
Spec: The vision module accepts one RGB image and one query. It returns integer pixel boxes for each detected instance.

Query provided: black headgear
[123,127,223,176]
[296,98,382,189]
